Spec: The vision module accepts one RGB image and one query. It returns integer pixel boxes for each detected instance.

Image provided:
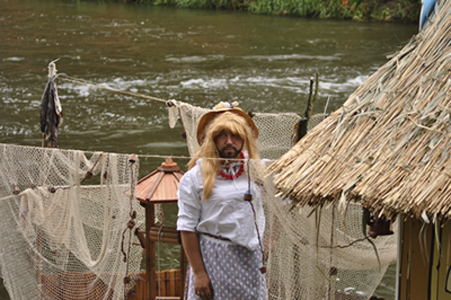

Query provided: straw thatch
[270,0,451,223]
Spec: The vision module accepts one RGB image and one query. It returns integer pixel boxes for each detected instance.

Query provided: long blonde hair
[188,111,259,201]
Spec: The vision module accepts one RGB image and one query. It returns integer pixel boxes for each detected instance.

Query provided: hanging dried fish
[40,62,63,148]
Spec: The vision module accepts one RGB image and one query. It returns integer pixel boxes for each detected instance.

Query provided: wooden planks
[40,270,183,300]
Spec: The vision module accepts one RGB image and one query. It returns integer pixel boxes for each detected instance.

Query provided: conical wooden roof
[270,1,451,223]
[136,158,184,204]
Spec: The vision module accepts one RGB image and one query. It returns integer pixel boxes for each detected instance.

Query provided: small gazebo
[135,157,186,300]
[270,2,451,299]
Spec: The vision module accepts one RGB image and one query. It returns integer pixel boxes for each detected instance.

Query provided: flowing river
[0,0,418,298]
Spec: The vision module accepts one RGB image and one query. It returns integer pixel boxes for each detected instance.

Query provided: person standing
[177,102,266,300]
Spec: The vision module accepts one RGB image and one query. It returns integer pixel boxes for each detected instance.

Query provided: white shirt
[177,152,265,251]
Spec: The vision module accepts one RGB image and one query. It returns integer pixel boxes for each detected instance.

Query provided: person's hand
[194,271,213,300]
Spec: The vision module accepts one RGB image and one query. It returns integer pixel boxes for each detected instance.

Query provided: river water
[0,0,418,298]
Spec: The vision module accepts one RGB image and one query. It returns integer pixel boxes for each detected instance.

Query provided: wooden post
[146,204,156,300]
[398,218,432,299]
[294,73,320,144]
[36,230,43,300]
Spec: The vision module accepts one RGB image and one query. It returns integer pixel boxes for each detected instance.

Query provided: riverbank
[126,0,420,22]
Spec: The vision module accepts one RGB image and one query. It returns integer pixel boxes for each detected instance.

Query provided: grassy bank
[128,0,420,22]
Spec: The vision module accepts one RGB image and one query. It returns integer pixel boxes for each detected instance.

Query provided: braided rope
[58,74,169,103]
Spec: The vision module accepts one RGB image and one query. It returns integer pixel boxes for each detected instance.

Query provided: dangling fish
[40,62,63,148]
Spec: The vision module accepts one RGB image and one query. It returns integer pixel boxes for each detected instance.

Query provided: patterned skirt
[184,234,266,300]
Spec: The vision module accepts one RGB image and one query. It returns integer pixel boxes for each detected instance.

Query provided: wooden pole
[295,73,320,143]
[146,204,156,300]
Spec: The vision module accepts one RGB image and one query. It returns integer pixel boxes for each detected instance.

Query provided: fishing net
[168,100,328,160]
[0,98,397,300]
[0,144,144,300]
[169,101,398,300]
[251,160,397,300]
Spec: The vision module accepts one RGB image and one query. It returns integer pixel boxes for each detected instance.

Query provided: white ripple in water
[165,55,225,64]
[3,57,25,62]
[180,78,228,89]
[59,77,162,98]
[179,75,311,94]
[242,54,340,62]
[320,74,369,93]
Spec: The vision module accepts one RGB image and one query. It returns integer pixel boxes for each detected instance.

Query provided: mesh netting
[0,144,144,300]
[169,101,398,300]
[0,99,397,300]
[250,160,396,300]
[168,100,328,160]
[168,100,209,157]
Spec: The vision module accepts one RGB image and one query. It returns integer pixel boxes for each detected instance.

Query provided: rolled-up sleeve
[177,170,202,232]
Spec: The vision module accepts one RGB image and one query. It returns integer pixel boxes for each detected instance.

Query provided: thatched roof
[270,0,451,222]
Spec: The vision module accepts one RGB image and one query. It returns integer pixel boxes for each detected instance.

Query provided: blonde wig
[188,111,259,201]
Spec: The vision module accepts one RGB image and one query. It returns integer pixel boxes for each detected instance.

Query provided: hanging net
[0,99,397,300]
[168,100,329,160]
[250,160,397,300]
[169,101,398,300]
[0,144,144,300]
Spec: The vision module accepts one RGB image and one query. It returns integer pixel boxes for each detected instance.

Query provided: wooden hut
[132,157,187,300]
[269,1,451,299]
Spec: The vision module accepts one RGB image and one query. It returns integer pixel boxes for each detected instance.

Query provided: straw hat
[196,101,259,145]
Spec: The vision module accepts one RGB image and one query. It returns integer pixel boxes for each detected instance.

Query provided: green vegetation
[129,0,421,22]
